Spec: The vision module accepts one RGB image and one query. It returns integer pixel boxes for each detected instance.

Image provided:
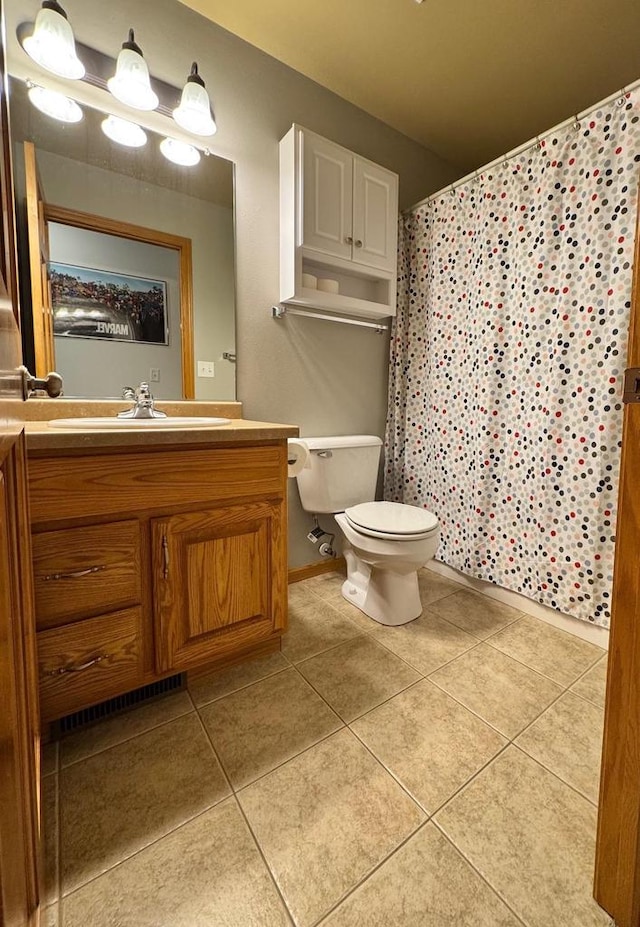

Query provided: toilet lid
[344,501,439,538]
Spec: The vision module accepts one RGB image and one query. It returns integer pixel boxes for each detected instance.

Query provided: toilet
[295,435,440,625]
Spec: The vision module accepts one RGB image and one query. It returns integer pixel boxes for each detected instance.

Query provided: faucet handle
[137,382,151,400]
[122,386,135,400]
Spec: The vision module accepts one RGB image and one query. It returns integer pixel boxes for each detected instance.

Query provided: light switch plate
[197,361,215,378]
[149,367,160,382]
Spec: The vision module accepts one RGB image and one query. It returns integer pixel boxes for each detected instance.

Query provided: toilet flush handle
[315,450,333,459]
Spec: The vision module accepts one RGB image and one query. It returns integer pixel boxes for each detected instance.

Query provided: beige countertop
[24,400,299,453]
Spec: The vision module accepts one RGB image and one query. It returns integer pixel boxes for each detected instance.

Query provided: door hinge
[623,367,640,404]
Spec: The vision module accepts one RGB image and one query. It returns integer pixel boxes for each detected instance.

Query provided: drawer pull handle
[45,653,108,676]
[42,565,107,582]
[162,535,170,579]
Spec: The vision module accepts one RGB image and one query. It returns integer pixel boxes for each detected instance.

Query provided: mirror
[8,76,236,400]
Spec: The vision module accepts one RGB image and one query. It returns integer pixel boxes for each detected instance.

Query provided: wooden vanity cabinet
[27,441,288,722]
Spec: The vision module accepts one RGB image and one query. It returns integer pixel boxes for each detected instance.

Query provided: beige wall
[12,0,457,566]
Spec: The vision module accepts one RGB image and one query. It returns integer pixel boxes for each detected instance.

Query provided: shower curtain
[386,87,640,627]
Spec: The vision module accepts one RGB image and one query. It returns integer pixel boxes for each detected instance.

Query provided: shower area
[385,84,640,632]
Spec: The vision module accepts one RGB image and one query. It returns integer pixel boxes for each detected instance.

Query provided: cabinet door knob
[345,236,353,244]
[354,239,363,248]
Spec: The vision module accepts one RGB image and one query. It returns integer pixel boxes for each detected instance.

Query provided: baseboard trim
[288,557,346,584]
[425,560,609,650]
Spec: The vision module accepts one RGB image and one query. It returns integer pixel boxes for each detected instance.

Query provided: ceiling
[178,0,640,171]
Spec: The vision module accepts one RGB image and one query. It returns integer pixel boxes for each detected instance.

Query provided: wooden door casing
[595,188,640,926]
[152,499,287,674]
[0,0,42,917]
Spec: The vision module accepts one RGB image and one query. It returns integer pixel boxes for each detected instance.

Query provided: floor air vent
[52,673,186,738]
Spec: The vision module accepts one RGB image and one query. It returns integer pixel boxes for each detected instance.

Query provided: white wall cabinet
[280,125,399,320]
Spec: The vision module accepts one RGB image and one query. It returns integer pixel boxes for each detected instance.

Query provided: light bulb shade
[22,1,85,80]
[28,85,83,123]
[173,63,216,136]
[160,137,200,166]
[101,115,147,148]
[107,32,158,111]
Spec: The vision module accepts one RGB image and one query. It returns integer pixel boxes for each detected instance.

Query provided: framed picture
[49,263,169,345]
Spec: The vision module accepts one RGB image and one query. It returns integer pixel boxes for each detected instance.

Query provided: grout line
[310,819,433,927]
[57,713,234,901]
[430,819,529,927]
[57,701,196,771]
[58,796,237,905]
[188,663,290,710]
[232,796,297,926]
[508,741,601,809]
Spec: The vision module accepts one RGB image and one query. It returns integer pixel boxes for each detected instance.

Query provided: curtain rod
[404,76,640,215]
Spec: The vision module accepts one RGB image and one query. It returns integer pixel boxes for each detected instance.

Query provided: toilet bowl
[293,436,440,626]
[335,501,439,626]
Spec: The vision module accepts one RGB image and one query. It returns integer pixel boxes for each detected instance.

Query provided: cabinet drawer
[38,607,143,722]
[28,446,286,523]
[32,520,141,630]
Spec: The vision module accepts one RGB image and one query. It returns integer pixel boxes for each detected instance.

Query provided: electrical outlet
[197,361,215,378]
[149,367,160,382]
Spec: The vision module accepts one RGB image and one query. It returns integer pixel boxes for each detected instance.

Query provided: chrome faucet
[118,382,167,419]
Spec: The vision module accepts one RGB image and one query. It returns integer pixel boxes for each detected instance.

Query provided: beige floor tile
[42,741,58,777]
[60,690,194,768]
[571,656,609,708]
[428,589,523,639]
[239,728,425,927]
[60,713,230,895]
[417,568,466,606]
[199,668,342,789]
[62,799,290,927]
[430,643,563,737]
[322,822,521,927]
[282,596,362,663]
[488,615,604,686]
[303,571,346,600]
[321,590,381,632]
[43,904,58,927]
[288,580,321,608]
[515,692,604,803]
[370,611,478,675]
[188,651,289,707]
[352,680,506,813]
[435,746,611,927]
[297,636,421,722]
[43,774,58,907]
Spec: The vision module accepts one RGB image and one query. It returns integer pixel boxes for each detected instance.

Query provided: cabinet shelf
[280,125,398,322]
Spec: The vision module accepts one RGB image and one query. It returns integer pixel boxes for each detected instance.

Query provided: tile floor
[42,567,613,927]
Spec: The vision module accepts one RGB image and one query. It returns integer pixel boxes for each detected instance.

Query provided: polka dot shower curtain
[385,87,640,627]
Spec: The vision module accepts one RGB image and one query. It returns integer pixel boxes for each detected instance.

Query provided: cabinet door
[352,157,398,272]
[302,131,353,260]
[152,501,286,674]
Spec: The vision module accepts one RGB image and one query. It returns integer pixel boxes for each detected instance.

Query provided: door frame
[595,186,640,925]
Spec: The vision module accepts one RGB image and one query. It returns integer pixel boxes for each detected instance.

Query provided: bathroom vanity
[24,402,297,723]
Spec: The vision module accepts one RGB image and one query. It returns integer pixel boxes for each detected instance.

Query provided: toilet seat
[344,501,439,541]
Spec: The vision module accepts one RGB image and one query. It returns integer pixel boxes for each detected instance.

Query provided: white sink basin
[48,416,231,430]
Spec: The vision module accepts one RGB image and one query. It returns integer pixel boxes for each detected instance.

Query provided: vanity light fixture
[173,62,216,137]
[27,84,83,123]
[159,137,201,166]
[107,29,159,111]
[101,114,147,148]
[22,0,85,80]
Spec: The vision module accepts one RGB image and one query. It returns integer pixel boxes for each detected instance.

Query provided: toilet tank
[295,435,383,514]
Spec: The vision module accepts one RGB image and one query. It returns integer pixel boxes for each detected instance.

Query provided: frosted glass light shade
[160,137,200,167]
[107,31,158,111]
[22,1,85,80]
[101,115,147,148]
[173,63,216,137]
[28,85,82,123]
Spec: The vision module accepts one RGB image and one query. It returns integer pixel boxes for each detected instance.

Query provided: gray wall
[12,0,457,566]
